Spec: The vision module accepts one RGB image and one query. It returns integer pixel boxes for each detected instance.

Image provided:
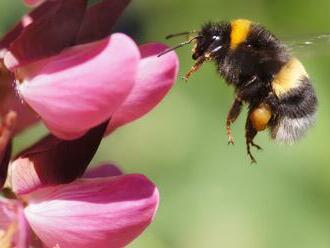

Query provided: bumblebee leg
[251,141,263,150]
[245,118,262,164]
[183,55,207,81]
[226,96,242,145]
[184,42,222,81]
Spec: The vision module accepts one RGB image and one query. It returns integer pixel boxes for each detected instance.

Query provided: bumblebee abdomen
[270,61,318,143]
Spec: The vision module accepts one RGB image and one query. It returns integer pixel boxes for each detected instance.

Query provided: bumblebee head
[158,23,231,80]
[158,23,231,60]
[192,22,231,61]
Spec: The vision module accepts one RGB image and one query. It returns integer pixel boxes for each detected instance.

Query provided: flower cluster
[0,0,178,247]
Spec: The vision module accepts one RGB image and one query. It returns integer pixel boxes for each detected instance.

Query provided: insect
[159,19,318,163]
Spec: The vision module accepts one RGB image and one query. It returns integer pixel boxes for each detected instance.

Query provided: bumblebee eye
[192,53,199,60]
[246,43,252,48]
[212,35,220,41]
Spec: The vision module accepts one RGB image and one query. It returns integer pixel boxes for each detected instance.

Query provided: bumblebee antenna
[165,30,199,39]
[157,35,202,57]
[165,32,191,39]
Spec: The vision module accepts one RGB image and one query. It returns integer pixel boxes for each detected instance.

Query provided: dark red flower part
[0,0,63,57]
[76,0,131,44]
[11,120,109,194]
[0,111,16,189]
[5,0,133,69]
[6,0,88,69]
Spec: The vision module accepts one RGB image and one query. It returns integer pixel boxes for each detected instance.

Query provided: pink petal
[23,0,46,7]
[76,0,130,44]
[83,163,123,178]
[15,33,139,139]
[10,121,108,195]
[6,0,87,69]
[106,43,179,133]
[0,197,11,230]
[10,157,40,195]
[24,174,159,248]
[16,206,30,248]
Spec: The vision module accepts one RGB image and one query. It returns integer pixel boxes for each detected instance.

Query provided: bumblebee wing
[270,59,318,144]
[284,33,330,58]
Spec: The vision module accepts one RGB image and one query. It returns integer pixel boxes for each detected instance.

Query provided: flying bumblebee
[159,19,318,163]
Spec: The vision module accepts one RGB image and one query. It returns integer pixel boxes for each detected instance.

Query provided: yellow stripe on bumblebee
[272,58,309,97]
[230,19,252,49]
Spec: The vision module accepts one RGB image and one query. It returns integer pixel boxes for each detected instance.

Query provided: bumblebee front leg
[226,96,242,145]
[245,117,263,164]
[184,42,222,81]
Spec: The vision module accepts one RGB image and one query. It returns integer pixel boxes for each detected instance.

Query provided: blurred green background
[2,0,330,247]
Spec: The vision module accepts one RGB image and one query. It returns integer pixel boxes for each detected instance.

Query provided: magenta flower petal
[107,43,179,133]
[6,0,87,69]
[0,197,11,230]
[24,174,159,248]
[10,157,40,196]
[10,121,108,195]
[76,0,130,44]
[15,34,139,139]
[83,163,123,178]
[15,206,30,248]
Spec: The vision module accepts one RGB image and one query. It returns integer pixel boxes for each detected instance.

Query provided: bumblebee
[159,19,318,163]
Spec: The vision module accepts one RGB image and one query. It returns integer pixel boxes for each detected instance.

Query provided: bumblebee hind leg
[245,118,263,164]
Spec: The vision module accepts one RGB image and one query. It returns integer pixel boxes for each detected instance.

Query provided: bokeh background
[2,0,330,247]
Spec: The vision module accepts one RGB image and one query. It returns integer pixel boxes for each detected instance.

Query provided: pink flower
[0,1,172,247]
[0,100,159,248]
[1,0,178,140]
[1,164,159,248]
[0,1,174,245]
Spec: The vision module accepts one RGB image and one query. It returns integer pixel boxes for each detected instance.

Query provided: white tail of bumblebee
[270,113,317,144]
